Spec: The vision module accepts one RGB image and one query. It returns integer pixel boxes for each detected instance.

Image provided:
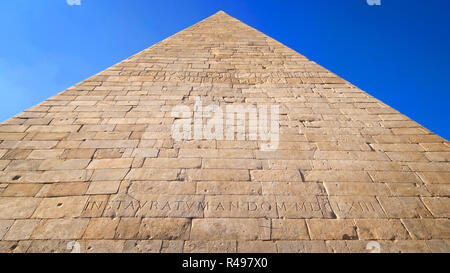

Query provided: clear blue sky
[0,0,449,139]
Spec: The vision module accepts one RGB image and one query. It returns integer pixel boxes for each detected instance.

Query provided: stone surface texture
[0,11,448,253]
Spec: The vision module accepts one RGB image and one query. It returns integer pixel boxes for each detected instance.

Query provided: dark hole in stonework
[342,234,351,240]
[57,203,63,207]
[10,244,17,250]
[12,175,21,181]
[329,211,337,219]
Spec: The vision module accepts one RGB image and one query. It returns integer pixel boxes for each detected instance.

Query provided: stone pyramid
[0,11,448,253]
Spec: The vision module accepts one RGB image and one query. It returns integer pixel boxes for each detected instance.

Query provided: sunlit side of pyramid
[0,11,448,253]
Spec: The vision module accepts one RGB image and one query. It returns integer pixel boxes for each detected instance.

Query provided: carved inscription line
[83,197,382,216]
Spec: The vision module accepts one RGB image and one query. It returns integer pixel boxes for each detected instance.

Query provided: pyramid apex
[214,10,229,16]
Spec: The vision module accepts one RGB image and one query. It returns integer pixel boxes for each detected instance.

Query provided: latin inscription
[82,195,386,218]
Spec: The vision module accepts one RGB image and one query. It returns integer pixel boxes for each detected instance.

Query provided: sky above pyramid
[0,0,449,139]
